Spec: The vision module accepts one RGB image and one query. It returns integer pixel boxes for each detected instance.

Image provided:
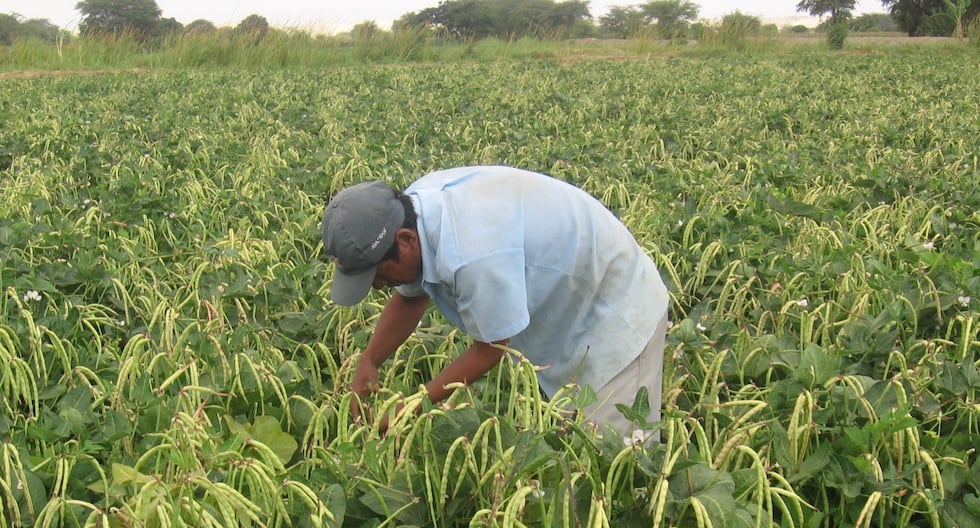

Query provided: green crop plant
[0,50,977,527]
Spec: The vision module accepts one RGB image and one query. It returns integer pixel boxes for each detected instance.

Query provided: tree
[849,12,899,31]
[796,0,858,22]
[640,0,700,37]
[351,21,380,41]
[76,0,162,39]
[722,11,762,34]
[0,13,19,44]
[1,13,68,45]
[944,0,973,38]
[880,0,979,35]
[235,14,270,43]
[599,6,647,37]
[397,0,590,40]
[184,19,217,35]
[156,16,182,37]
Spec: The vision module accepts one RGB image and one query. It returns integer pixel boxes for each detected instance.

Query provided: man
[322,166,670,436]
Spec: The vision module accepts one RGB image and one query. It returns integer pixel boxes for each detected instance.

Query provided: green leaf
[13,465,47,523]
[358,483,425,526]
[796,344,840,388]
[251,416,299,464]
[788,445,831,484]
[111,463,153,486]
[321,483,346,528]
[668,463,736,526]
[615,386,654,427]
[224,415,299,464]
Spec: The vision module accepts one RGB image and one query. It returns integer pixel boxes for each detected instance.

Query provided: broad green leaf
[788,445,831,484]
[796,344,839,388]
[668,463,736,526]
[111,463,153,486]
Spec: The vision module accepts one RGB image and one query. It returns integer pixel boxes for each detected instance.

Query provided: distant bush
[968,16,980,46]
[849,13,898,33]
[917,13,955,36]
[827,22,848,49]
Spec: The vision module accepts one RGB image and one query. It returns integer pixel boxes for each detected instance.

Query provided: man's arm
[351,291,430,398]
[425,339,509,403]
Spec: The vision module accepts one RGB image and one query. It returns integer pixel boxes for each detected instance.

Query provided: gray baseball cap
[321,181,404,305]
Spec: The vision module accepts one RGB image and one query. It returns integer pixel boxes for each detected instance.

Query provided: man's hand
[350,360,380,421]
[347,291,430,423]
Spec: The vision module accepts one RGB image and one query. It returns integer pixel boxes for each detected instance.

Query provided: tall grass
[3,29,978,72]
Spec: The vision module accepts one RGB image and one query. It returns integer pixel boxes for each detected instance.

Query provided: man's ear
[395,228,418,249]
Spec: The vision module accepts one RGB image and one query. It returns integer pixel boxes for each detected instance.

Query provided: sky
[2,1,888,33]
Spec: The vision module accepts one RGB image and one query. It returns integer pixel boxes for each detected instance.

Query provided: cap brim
[330,265,377,306]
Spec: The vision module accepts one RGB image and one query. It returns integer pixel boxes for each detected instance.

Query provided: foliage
[599,6,647,38]
[235,14,270,44]
[698,12,767,50]
[920,11,959,33]
[969,13,980,43]
[183,18,216,35]
[639,0,700,38]
[944,0,974,38]
[796,0,858,22]
[1,51,977,527]
[0,13,64,45]
[882,0,980,35]
[397,0,591,40]
[826,21,850,47]
[600,1,701,40]
[848,12,900,31]
[76,0,162,41]
[351,21,381,42]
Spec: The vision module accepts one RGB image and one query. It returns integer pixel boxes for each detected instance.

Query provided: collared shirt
[396,166,670,397]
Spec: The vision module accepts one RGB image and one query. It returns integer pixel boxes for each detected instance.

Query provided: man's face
[371,228,422,290]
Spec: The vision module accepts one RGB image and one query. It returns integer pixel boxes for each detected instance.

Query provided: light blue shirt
[396,166,670,397]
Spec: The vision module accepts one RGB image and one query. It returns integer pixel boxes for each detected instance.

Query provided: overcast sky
[3,1,888,32]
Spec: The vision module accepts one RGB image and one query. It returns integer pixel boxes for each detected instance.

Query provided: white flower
[959,296,971,307]
[696,322,707,332]
[529,479,544,498]
[922,241,935,251]
[796,298,809,308]
[23,290,41,302]
[676,219,684,227]
[116,320,126,327]
[623,429,653,448]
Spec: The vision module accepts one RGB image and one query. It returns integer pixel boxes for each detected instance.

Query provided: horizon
[1,1,887,34]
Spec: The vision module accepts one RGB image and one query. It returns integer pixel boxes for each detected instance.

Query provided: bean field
[1,52,978,527]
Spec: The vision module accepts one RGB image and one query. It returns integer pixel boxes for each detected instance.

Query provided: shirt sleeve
[453,248,530,343]
[395,277,426,299]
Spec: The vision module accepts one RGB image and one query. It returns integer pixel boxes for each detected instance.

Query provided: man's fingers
[350,392,368,420]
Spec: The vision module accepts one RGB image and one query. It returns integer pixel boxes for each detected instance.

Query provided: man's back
[396,166,670,397]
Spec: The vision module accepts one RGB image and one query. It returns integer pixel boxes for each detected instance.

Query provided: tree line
[1,0,977,46]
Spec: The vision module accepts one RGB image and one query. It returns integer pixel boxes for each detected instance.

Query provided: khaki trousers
[583,310,667,439]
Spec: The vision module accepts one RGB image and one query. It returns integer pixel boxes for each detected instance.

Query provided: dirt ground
[0,68,147,80]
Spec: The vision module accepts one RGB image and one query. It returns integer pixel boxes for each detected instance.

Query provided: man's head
[321,181,420,305]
